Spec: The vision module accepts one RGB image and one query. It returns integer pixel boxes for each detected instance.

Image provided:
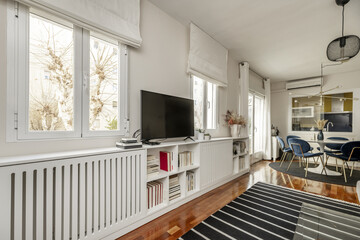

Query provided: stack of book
[187,171,195,191]
[147,155,159,176]
[160,151,174,172]
[147,181,163,209]
[169,175,181,201]
[178,151,193,167]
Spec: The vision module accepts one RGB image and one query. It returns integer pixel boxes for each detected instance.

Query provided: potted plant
[315,119,328,140]
[196,128,205,140]
[224,110,246,137]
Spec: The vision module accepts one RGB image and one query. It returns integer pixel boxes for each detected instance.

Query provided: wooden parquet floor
[117,160,359,240]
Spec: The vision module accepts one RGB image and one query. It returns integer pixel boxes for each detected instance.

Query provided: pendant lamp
[326,0,360,62]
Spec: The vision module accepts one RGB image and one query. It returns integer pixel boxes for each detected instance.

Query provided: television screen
[141,90,194,140]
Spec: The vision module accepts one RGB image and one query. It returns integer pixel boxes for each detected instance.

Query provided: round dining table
[307,139,349,176]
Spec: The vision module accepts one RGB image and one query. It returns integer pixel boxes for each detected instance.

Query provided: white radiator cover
[199,140,233,189]
[0,150,146,240]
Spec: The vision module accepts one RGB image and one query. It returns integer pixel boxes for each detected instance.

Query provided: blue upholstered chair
[327,141,360,182]
[317,137,349,171]
[287,135,314,152]
[276,136,292,166]
[287,138,325,177]
[286,135,300,147]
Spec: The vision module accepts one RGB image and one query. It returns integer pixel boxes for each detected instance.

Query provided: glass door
[249,92,265,161]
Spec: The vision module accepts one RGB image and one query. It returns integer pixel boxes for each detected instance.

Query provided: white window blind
[188,23,228,87]
[16,0,142,47]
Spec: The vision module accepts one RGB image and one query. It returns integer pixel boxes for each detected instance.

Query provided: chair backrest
[289,138,311,156]
[340,141,360,159]
[276,136,286,150]
[326,137,349,150]
[286,135,300,146]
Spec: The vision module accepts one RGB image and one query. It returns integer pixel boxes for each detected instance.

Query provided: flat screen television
[141,90,194,141]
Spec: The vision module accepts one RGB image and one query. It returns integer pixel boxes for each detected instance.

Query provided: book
[160,151,172,171]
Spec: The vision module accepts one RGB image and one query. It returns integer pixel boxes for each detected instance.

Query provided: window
[7,4,128,140]
[192,75,218,130]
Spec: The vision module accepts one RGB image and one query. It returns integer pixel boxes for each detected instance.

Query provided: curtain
[188,23,228,87]
[239,62,249,137]
[17,0,142,47]
[263,78,272,160]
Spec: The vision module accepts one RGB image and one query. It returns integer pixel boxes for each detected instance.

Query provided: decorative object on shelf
[271,124,279,136]
[224,110,246,137]
[326,0,360,62]
[196,129,205,140]
[315,119,328,140]
[204,133,212,140]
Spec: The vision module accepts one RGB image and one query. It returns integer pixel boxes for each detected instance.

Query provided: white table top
[307,139,349,144]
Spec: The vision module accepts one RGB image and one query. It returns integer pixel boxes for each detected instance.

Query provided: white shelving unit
[145,142,200,214]
[232,137,250,174]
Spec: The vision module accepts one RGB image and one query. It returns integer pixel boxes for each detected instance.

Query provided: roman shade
[188,23,228,87]
[17,0,142,47]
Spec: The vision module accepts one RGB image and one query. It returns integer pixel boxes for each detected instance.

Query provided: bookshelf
[233,137,250,174]
[143,138,249,219]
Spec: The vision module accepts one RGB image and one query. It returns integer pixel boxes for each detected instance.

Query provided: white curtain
[239,62,249,137]
[188,23,228,87]
[263,78,272,160]
[17,0,142,47]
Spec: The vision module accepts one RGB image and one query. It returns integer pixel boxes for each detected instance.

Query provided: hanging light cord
[342,5,345,37]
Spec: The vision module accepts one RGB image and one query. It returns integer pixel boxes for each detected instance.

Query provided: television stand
[183,136,195,142]
[142,140,161,145]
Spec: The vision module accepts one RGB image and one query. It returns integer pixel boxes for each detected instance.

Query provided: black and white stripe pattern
[179,182,360,240]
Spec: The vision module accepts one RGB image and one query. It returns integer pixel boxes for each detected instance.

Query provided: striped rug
[179,182,360,240]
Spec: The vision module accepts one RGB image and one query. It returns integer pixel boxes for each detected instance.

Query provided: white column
[239,62,249,137]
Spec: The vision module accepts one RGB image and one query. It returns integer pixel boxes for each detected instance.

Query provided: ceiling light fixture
[326,0,360,62]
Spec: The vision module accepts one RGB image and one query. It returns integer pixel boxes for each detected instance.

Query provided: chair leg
[299,156,301,167]
[325,155,329,166]
[280,152,287,167]
[342,161,347,183]
[287,155,295,171]
[350,162,354,177]
[305,158,309,177]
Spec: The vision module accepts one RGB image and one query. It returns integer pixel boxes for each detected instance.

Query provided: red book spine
[160,151,169,171]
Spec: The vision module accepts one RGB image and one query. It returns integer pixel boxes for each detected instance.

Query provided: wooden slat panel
[71,164,78,240]
[111,158,116,225]
[116,157,122,222]
[86,162,93,237]
[55,167,62,240]
[36,169,44,240]
[121,157,126,221]
[131,156,136,217]
[13,172,23,240]
[126,157,131,219]
[79,162,86,239]
[93,161,99,233]
[105,159,111,227]
[99,160,104,230]
[63,165,71,240]
[135,155,140,215]
[25,171,34,240]
[46,168,53,240]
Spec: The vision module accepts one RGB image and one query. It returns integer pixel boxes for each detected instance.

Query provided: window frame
[6,3,128,141]
[190,75,218,130]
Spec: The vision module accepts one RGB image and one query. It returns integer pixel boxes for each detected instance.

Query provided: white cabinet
[199,140,233,189]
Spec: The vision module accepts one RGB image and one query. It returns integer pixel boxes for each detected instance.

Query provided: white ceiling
[149,0,360,82]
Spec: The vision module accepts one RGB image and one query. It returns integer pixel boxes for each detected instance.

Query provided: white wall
[271,70,360,141]
[0,0,240,157]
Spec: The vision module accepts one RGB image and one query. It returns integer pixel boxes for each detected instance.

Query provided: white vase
[197,132,204,140]
[230,125,239,137]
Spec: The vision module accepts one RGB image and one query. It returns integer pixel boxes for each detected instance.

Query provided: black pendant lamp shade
[326,0,360,62]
